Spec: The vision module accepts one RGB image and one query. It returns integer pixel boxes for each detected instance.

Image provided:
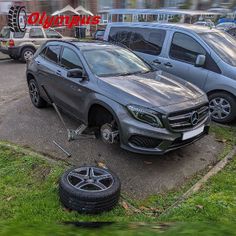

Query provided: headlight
[127,105,163,128]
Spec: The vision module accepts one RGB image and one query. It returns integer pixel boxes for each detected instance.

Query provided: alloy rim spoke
[96,174,112,181]
[68,172,86,181]
[75,180,87,190]
[94,181,107,190]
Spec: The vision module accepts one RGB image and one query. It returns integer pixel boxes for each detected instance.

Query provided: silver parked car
[194,21,215,28]
[0,26,73,62]
[104,23,236,123]
[216,22,236,31]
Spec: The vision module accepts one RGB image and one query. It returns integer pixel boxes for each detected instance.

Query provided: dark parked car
[93,29,105,40]
[227,27,236,38]
[26,41,210,155]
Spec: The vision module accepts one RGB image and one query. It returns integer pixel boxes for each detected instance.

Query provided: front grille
[129,135,162,149]
[167,104,209,132]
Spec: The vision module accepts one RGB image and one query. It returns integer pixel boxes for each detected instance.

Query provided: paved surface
[0,52,9,60]
[0,60,224,199]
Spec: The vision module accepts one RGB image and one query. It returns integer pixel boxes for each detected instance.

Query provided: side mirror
[67,68,87,80]
[195,55,206,67]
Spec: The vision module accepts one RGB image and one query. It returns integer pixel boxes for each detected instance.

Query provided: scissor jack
[41,85,96,157]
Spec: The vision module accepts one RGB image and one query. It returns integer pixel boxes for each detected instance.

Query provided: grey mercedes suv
[26,41,210,155]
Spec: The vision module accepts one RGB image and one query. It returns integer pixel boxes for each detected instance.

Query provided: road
[0,59,223,199]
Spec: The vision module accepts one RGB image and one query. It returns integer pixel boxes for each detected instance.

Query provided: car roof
[47,40,121,50]
[107,22,219,34]
[1,25,44,30]
[73,41,121,50]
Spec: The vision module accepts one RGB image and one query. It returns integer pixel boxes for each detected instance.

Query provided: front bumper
[119,112,210,155]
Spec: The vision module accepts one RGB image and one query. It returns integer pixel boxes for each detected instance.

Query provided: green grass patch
[0,144,151,224]
[159,156,236,222]
[0,123,235,235]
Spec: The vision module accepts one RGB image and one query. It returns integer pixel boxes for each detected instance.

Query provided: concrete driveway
[0,59,223,199]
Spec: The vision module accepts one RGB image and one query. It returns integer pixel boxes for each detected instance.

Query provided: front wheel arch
[87,102,123,138]
[207,89,236,99]
[88,103,119,128]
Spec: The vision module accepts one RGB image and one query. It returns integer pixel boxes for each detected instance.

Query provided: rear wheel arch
[26,73,35,84]
[20,45,36,54]
[207,89,236,100]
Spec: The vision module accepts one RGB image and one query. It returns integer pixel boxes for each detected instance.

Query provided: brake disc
[100,123,119,144]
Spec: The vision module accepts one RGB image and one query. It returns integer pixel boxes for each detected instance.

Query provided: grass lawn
[0,125,235,235]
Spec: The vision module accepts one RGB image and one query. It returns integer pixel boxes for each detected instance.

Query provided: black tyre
[21,47,35,62]
[209,92,236,123]
[8,6,26,32]
[59,166,121,214]
[9,55,19,60]
[28,79,47,108]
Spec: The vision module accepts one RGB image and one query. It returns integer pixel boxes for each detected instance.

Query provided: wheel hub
[24,51,33,61]
[209,97,231,120]
[100,123,119,144]
[102,128,111,141]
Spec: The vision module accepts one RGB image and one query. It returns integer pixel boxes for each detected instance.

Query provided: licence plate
[182,126,204,140]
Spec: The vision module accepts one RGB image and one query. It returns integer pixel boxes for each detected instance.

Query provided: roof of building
[99,8,220,16]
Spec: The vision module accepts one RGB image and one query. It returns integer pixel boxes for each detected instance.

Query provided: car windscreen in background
[200,31,236,67]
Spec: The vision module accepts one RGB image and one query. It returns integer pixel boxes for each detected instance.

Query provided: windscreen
[200,31,236,67]
[82,47,151,77]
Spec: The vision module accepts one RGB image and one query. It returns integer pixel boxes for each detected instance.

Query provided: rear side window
[29,28,44,38]
[108,27,131,47]
[109,27,166,55]
[45,29,62,38]
[61,47,83,70]
[170,32,206,64]
[13,32,25,38]
[129,28,166,55]
[44,45,61,63]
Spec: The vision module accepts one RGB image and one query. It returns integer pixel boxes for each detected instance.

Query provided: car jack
[67,124,96,142]
[41,85,96,156]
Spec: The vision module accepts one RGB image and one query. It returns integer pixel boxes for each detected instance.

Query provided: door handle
[152,59,161,65]
[35,60,40,65]
[164,62,173,68]
[56,70,62,76]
